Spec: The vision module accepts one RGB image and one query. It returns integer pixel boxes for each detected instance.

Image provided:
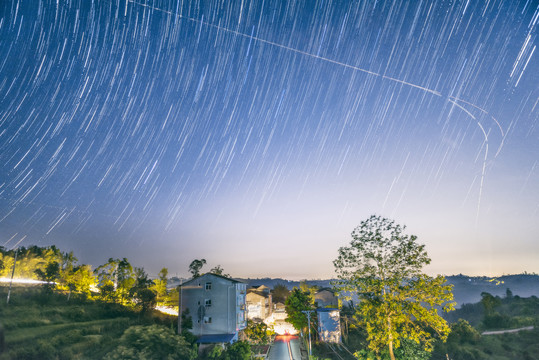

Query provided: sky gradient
[1,0,538,279]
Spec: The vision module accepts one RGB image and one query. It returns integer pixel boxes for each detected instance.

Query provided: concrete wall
[180,274,246,336]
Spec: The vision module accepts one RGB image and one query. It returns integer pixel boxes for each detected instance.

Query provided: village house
[314,288,339,308]
[179,273,247,343]
[246,285,273,321]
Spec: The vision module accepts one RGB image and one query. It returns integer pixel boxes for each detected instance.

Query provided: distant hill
[237,274,539,307]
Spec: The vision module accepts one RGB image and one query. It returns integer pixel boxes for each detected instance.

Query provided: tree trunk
[388,340,395,360]
[388,314,395,360]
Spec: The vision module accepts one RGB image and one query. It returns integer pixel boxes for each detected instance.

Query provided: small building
[246,286,273,321]
[317,308,341,343]
[314,288,339,308]
[179,273,247,343]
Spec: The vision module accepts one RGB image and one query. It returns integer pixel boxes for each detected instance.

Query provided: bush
[104,325,196,360]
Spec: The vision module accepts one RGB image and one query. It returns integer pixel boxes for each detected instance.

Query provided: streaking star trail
[0,0,537,278]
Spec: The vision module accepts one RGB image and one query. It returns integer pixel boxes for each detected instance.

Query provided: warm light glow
[155,305,178,316]
[0,277,53,285]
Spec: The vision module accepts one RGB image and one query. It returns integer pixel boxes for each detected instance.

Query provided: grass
[0,285,178,359]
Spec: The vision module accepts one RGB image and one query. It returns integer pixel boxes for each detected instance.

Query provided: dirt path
[481,326,534,335]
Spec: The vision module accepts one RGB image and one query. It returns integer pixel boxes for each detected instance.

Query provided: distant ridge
[237,274,539,307]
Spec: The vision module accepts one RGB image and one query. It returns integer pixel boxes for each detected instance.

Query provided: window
[205,282,212,290]
[205,299,211,307]
[204,316,212,323]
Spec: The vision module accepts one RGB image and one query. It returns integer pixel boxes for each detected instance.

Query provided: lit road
[267,335,302,360]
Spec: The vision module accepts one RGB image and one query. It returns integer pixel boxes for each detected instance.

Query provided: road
[482,325,534,335]
[267,335,302,360]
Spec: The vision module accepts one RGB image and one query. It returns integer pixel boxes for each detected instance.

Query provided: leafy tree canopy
[333,215,455,360]
[210,265,230,278]
[284,288,315,331]
[188,259,206,278]
[272,283,290,304]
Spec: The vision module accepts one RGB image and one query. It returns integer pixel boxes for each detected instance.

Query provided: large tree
[333,215,455,360]
[284,288,315,331]
[188,259,206,278]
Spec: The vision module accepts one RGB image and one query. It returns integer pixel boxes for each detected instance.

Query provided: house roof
[316,288,335,294]
[181,272,244,286]
[196,334,236,344]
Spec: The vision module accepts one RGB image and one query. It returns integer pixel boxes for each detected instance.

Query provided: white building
[317,308,341,343]
[180,273,247,343]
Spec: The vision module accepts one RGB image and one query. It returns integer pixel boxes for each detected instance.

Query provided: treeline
[0,245,175,311]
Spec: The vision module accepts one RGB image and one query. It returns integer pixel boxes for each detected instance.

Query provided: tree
[151,268,169,303]
[210,265,230,278]
[480,292,501,315]
[130,267,157,312]
[223,341,252,360]
[271,284,290,303]
[34,261,60,293]
[244,320,269,344]
[333,215,455,360]
[284,288,315,331]
[188,259,206,278]
[95,258,135,304]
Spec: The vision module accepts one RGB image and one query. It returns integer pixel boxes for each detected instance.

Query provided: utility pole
[6,248,19,305]
[302,310,315,358]
[178,279,183,335]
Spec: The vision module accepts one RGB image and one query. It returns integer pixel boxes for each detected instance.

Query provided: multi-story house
[246,285,272,321]
[179,273,247,343]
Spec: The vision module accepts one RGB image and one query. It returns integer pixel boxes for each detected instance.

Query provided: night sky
[1,0,537,279]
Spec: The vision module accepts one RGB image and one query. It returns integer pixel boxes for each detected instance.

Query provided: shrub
[104,325,196,360]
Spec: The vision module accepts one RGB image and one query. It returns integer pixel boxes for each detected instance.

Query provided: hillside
[237,274,539,307]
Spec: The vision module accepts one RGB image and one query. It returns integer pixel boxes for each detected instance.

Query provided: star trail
[1,0,537,279]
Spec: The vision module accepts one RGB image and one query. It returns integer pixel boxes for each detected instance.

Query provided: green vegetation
[333,216,455,360]
[0,286,183,359]
[203,341,252,360]
[430,293,539,360]
[243,320,273,344]
[285,288,316,332]
[0,246,258,359]
[310,293,539,360]
[271,283,290,303]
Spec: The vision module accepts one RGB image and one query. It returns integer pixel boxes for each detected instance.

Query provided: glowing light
[0,277,53,285]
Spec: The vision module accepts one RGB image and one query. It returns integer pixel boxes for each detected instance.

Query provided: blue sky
[1,0,537,279]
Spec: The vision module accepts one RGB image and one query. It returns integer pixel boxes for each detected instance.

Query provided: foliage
[244,320,269,344]
[204,341,252,360]
[223,341,252,360]
[56,251,97,300]
[151,267,169,303]
[272,283,290,303]
[284,288,315,331]
[180,308,193,331]
[210,265,230,278]
[480,292,501,315]
[188,259,206,278]
[0,245,63,278]
[34,261,60,293]
[333,215,455,360]
[447,320,480,346]
[0,286,179,360]
[104,325,196,360]
[95,258,136,305]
